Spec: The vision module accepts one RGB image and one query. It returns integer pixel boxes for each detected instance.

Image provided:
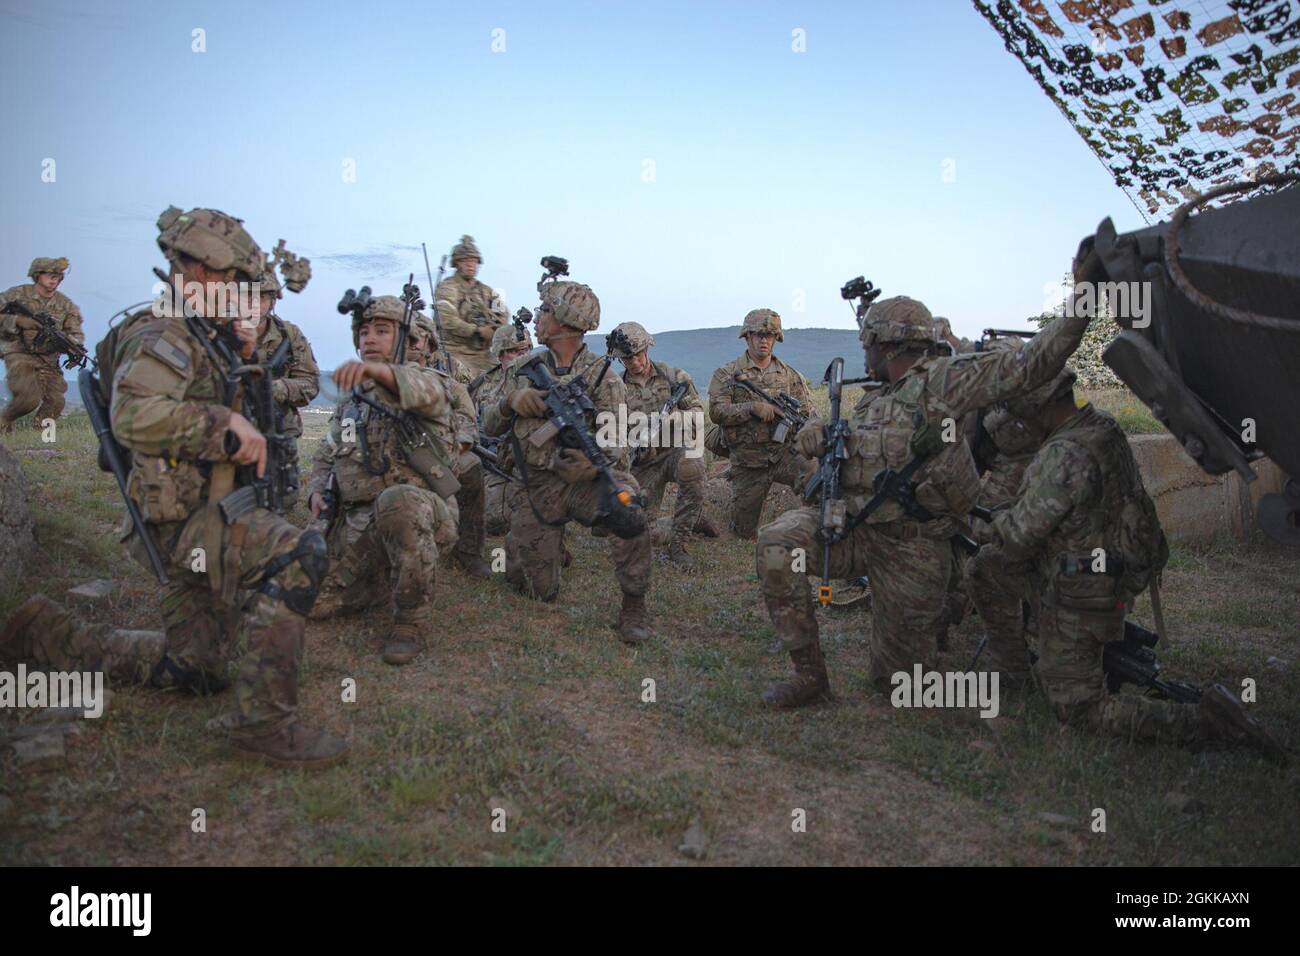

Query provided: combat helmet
[541,281,600,332]
[606,321,654,359]
[739,308,783,342]
[257,265,283,301]
[860,296,935,349]
[27,257,69,279]
[156,206,263,280]
[450,234,482,264]
[351,294,405,348]
[491,323,533,357]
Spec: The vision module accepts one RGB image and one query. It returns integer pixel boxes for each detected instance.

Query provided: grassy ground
[0,411,1296,866]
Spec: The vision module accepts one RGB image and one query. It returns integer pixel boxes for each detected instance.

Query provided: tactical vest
[717,356,807,468]
[1038,405,1168,610]
[330,380,458,507]
[844,367,981,523]
[507,348,614,472]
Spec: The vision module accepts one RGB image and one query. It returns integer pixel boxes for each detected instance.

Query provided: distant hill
[6,327,866,409]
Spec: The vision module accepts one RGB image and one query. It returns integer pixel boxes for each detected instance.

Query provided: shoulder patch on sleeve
[148,331,191,372]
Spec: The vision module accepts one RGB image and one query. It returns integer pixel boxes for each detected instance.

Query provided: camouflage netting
[1034,307,1124,387]
[974,0,1300,221]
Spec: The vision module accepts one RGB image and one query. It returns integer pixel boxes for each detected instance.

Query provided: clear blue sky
[0,0,1148,370]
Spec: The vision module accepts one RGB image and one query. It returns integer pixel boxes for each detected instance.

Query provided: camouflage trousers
[1,352,65,428]
[453,450,485,561]
[23,504,321,738]
[484,474,513,535]
[633,445,706,540]
[1036,604,1202,743]
[505,470,651,602]
[758,508,953,682]
[311,484,456,631]
[728,446,815,539]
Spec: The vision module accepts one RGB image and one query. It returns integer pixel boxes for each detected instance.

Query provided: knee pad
[259,530,329,616]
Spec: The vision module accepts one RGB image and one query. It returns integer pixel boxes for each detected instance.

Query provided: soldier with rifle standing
[0,257,86,432]
[707,308,819,540]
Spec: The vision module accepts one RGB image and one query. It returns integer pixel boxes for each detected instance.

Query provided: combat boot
[616,592,652,645]
[230,723,349,770]
[666,535,695,571]
[761,640,830,709]
[0,593,55,658]
[382,622,423,666]
[1199,683,1288,766]
[693,514,720,538]
[453,550,493,579]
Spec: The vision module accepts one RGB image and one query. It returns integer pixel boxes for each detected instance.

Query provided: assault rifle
[802,357,881,604]
[1103,620,1201,703]
[635,376,692,465]
[474,433,516,483]
[732,375,808,444]
[349,388,461,500]
[421,244,453,370]
[514,349,646,539]
[77,367,170,584]
[2,300,89,368]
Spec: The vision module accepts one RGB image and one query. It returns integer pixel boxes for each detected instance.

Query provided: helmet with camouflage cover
[491,323,533,357]
[450,234,482,264]
[1003,367,1078,418]
[606,321,654,359]
[739,308,783,342]
[28,257,69,279]
[351,294,406,348]
[156,206,264,280]
[541,280,600,332]
[257,266,282,301]
[860,296,935,349]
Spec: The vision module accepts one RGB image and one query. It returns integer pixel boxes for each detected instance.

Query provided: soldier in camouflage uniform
[408,312,491,577]
[307,296,461,665]
[482,281,653,644]
[967,377,1287,764]
[756,295,1093,708]
[607,321,707,570]
[473,323,533,535]
[707,309,818,540]
[244,267,319,509]
[434,235,509,376]
[0,257,85,432]
[1,207,346,768]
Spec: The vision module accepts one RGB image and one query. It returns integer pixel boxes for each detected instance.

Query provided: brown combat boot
[666,535,695,571]
[230,723,349,770]
[761,640,830,709]
[616,592,652,645]
[1199,683,1288,766]
[0,594,57,658]
[382,622,423,666]
[453,550,493,579]
[693,514,720,538]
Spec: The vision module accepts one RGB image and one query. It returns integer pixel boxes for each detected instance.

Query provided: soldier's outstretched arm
[390,363,451,418]
[937,310,1091,421]
[109,333,233,459]
[707,366,755,425]
[988,441,1096,563]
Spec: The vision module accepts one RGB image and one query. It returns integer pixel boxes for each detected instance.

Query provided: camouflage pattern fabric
[15,603,165,685]
[104,302,320,738]
[758,508,953,682]
[254,315,319,441]
[434,273,508,375]
[728,451,814,540]
[622,360,707,542]
[0,282,84,427]
[503,471,651,601]
[974,0,1300,220]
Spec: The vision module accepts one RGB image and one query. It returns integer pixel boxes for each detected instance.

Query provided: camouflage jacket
[108,305,241,526]
[987,403,1155,609]
[253,315,319,440]
[470,361,509,411]
[622,360,702,466]
[434,274,508,374]
[707,352,817,468]
[483,344,629,474]
[307,363,456,507]
[841,311,1089,526]
[414,344,477,450]
[0,283,84,362]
